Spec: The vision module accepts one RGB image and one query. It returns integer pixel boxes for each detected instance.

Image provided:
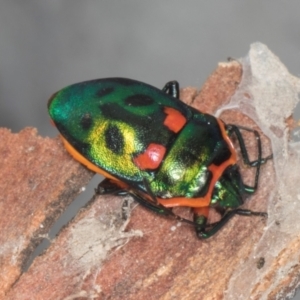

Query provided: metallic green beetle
[48,78,272,238]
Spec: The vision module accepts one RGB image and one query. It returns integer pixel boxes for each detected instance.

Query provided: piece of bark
[1,50,297,299]
[0,128,94,298]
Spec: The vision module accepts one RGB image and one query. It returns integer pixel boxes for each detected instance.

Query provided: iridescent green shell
[48,78,235,200]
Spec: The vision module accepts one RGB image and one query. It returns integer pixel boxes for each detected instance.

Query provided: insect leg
[193,207,210,236]
[226,124,273,167]
[97,178,195,225]
[226,124,272,193]
[96,178,128,196]
[162,81,180,98]
[195,208,267,239]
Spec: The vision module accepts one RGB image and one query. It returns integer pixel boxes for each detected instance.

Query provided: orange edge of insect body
[60,135,120,181]
[158,119,237,208]
[61,116,237,210]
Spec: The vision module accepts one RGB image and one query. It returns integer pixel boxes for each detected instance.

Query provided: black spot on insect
[178,149,198,168]
[125,94,155,106]
[80,113,93,130]
[96,87,114,98]
[257,257,265,269]
[73,140,90,155]
[55,123,90,154]
[105,124,124,155]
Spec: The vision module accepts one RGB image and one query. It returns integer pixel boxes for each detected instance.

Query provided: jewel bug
[48,78,272,239]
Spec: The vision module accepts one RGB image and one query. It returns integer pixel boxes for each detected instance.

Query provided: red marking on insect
[133,143,166,170]
[163,107,186,133]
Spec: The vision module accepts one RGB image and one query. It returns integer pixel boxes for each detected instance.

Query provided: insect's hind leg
[195,208,267,239]
[226,124,273,167]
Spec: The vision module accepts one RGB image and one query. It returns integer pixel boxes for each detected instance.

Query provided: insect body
[48,78,272,238]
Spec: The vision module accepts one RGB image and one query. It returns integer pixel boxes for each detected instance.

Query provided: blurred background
[1,1,300,136]
[1,1,300,298]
